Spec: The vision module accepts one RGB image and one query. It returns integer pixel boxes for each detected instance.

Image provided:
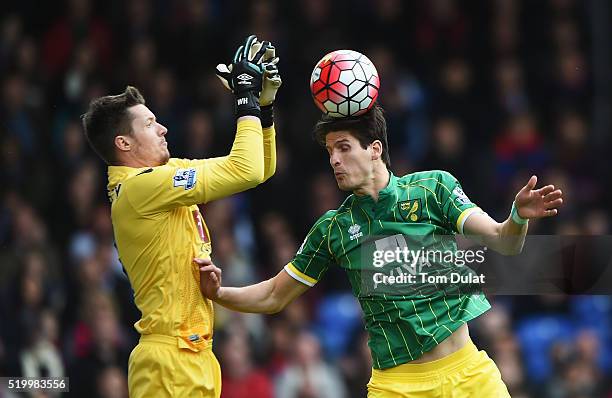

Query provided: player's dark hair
[81,86,146,165]
[313,103,390,168]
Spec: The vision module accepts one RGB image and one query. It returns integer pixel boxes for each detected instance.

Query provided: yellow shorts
[128,334,221,398]
[368,340,510,398]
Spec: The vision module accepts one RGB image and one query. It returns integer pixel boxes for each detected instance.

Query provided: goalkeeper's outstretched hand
[259,44,282,106]
[216,35,281,114]
[215,35,264,118]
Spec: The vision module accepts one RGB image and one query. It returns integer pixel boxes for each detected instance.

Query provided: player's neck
[117,153,159,168]
[353,166,390,202]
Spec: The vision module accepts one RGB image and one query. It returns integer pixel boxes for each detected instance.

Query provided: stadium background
[1,0,611,397]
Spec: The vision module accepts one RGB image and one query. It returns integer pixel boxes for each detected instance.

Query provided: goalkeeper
[198,105,564,397]
[81,35,281,398]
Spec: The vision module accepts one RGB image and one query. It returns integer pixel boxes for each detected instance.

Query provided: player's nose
[329,151,341,167]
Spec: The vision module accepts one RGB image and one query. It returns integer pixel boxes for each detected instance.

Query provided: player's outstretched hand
[215,35,267,117]
[215,36,274,91]
[215,37,281,106]
[195,257,222,300]
[514,175,564,219]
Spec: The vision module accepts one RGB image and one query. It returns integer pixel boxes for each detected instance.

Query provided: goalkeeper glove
[216,35,265,118]
[258,44,282,106]
[260,62,282,127]
[216,36,281,118]
[254,42,281,127]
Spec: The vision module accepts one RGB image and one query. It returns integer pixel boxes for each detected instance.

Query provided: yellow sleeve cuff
[237,118,263,134]
[284,263,317,287]
[456,207,483,234]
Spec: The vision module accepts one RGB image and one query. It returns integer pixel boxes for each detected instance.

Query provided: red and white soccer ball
[310,50,380,118]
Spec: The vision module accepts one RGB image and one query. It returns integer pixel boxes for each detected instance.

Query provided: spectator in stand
[42,0,112,77]
[97,365,129,398]
[494,112,549,197]
[218,331,273,398]
[67,291,131,396]
[19,310,64,379]
[338,329,371,398]
[275,330,347,398]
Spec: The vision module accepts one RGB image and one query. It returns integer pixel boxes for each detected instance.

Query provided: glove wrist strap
[261,105,274,128]
[235,91,261,118]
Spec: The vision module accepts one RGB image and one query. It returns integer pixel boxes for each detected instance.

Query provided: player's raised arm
[197,35,270,198]
[463,175,564,255]
[259,45,281,181]
[196,258,309,314]
[112,36,283,213]
[215,37,282,183]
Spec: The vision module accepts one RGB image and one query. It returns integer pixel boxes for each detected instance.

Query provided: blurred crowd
[1,0,611,397]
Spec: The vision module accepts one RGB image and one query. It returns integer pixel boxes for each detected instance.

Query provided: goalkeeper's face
[325,131,378,192]
[125,104,170,166]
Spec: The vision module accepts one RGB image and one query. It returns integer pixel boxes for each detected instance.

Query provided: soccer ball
[310,50,380,118]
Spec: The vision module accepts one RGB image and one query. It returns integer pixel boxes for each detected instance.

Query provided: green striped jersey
[284,170,491,369]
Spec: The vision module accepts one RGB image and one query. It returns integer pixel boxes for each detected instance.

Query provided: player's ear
[371,140,383,161]
[115,135,132,152]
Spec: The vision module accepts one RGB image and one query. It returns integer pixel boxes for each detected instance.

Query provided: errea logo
[348,224,363,240]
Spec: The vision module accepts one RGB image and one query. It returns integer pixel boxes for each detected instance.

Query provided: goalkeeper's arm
[217,38,281,181]
[260,63,280,181]
[196,36,272,201]
[197,118,265,203]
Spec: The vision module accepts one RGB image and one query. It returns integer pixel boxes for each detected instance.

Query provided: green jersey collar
[353,170,398,206]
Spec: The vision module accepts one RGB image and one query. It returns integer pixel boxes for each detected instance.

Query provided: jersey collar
[353,170,398,206]
[107,165,152,201]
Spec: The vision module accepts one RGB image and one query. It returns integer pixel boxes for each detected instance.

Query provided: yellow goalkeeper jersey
[107,119,275,351]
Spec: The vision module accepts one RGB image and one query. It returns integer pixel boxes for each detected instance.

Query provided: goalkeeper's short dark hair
[81,86,145,165]
[313,103,390,168]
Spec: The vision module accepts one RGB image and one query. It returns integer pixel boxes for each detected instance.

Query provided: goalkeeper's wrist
[235,91,261,118]
[261,104,274,128]
[510,201,528,225]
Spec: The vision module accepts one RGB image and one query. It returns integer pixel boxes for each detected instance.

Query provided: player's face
[127,104,170,166]
[325,131,375,191]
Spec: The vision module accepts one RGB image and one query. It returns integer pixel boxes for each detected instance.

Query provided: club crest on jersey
[453,187,471,205]
[173,168,197,190]
[398,199,421,222]
[348,224,363,240]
